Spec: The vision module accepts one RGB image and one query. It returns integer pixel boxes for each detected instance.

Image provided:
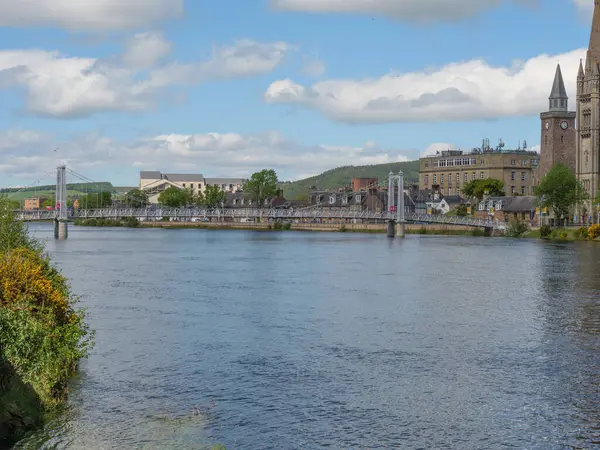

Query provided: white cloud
[271,0,533,22]
[301,60,326,77]
[265,48,586,123]
[0,129,411,182]
[0,0,183,31]
[0,38,293,118]
[422,143,457,157]
[574,0,593,14]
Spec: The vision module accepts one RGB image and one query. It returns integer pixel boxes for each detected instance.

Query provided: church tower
[576,0,600,220]
[540,64,576,178]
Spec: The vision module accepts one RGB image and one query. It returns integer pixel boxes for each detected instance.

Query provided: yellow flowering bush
[588,224,600,240]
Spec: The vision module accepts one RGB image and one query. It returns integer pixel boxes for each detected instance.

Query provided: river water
[13,225,600,449]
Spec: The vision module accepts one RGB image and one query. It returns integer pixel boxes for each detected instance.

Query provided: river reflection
[14,226,600,449]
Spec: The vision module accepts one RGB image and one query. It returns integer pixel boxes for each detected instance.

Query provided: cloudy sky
[0,0,594,187]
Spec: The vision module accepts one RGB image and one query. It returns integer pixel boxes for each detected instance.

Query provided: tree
[158,187,189,207]
[462,178,505,202]
[125,189,149,208]
[81,192,112,209]
[204,185,227,208]
[194,190,205,207]
[244,169,278,206]
[448,204,468,217]
[535,163,587,223]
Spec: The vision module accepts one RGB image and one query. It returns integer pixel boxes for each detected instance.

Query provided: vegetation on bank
[522,224,600,241]
[0,196,93,446]
[74,217,139,227]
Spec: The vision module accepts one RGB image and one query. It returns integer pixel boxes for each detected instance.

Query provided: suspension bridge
[5,165,498,239]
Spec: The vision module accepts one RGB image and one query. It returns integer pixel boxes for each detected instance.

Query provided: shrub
[540,224,552,238]
[339,225,347,232]
[575,226,589,240]
[273,222,283,230]
[560,231,569,239]
[122,217,139,228]
[282,222,291,231]
[506,220,530,238]
[588,224,600,240]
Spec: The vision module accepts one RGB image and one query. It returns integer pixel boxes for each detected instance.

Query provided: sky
[0,0,595,187]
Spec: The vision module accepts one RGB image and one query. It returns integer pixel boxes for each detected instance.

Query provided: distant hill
[1,182,124,202]
[280,160,419,200]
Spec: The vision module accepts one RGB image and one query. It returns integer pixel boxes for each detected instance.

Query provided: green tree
[0,196,39,253]
[158,187,189,207]
[194,190,205,207]
[125,189,149,208]
[462,178,505,202]
[81,192,112,209]
[535,163,587,223]
[41,198,55,209]
[244,169,278,206]
[448,204,468,217]
[204,185,227,208]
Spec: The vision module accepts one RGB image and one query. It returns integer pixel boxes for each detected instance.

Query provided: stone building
[539,64,576,177]
[576,1,600,219]
[419,146,540,197]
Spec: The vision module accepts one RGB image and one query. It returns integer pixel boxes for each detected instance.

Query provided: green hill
[280,160,419,200]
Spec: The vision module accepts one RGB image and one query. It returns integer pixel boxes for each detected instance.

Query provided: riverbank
[523,225,600,242]
[0,199,93,448]
[133,220,488,236]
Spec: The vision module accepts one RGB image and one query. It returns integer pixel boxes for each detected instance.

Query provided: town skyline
[0,0,594,187]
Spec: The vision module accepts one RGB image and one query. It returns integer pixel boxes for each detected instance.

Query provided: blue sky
[0,0,594,187]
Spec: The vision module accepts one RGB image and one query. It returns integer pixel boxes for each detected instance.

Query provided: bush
[588,224,600,240]
[273,222,283,230]
[506,220,530,237]
[575,226,589,240]
[560,231,569,239]
[339,225,347,232]
[282,222,291,230]
[122,217,139,228]
[540,224,552,238]
[0,197,93,409]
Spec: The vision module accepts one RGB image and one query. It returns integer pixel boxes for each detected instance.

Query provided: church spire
[549,63,568,112]
[589,0,600,65]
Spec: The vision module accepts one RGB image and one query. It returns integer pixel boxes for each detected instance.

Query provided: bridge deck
[15,207,498,228]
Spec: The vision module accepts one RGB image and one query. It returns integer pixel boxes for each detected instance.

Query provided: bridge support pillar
[54,220,68,240]
[396,222,406,238]
[386,220,396,238]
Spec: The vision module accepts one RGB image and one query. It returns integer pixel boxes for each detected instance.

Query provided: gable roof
[502,196,536,212]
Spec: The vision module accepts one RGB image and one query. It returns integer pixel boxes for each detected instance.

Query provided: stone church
[576,0,600,218]
[539,1,600,220]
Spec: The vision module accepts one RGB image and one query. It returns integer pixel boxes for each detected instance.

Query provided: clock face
[545,122,550,130]
[560,121,568,130]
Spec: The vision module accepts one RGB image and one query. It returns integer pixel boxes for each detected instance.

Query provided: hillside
[280,160,419,200]
[1,183,136,201]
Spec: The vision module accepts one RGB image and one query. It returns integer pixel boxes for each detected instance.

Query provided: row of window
[312,194,363,205]
[182,183,239,191]
[424,171,528,185]
[427,158,532,169]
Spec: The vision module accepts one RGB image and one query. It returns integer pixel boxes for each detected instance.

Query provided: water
[14,225,600,449]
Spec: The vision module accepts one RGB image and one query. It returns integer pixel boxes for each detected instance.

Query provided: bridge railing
[14,207,500,229]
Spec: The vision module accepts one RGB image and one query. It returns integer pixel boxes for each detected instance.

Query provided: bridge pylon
[387,171,405,238]
[54,164,68,240]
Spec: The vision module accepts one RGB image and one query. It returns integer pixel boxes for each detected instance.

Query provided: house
[23,197,42,211]
[140,171,245,204]
[500,196,538,224]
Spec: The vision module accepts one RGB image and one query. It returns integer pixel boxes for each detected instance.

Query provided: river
[13,225,600,449]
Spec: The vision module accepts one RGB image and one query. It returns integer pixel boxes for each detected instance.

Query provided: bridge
[8,165,499,239]
[14,206,496,228]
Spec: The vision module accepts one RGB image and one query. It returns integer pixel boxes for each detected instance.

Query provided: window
[511,172,515,181]
[480,159,485,165]
[441,174,445,184]
[329,194,336,204]
[522,160,528,166]
[447,160,454,167]
[510,160,516,166]
[545,135,548,145]
[433,175,438,184]
[425,175,429,185]
[182,183,186,188]
[456,173,460,183]
[521,172,525,181]
[480,172,484,179]
[464,173,468,182]
[470,158,477,165]
[355,195,362,203]
[342,196,348,205]
[463,158,470,166]
[511,186,515,194]
[433,161,439,168]
[561,136,564,144]
[439,160,447,167]
[425,162,429,168]
[521,186,526,195]
[472,172,476,181]
[455,159,462,166]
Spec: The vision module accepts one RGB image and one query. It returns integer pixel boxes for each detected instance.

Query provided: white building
[139,171,245,204]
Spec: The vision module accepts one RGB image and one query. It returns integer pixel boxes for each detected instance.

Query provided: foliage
[0,197,93,408]
[575,226,589,240]
[74,218,139,227]
[280,160,420,200]
[80,191,113,209]
[535,164,588,221]
[125,189,149,208]
[204,185,227,208]
[588,224,600,240]
[272,221,283,230]
[338,224,347,232]
[283,222,292,230]
[505,220,529,238]
[244,170,279,206]
[448,204,468,217]
[462,178,505,201]
[158,187,190,207]
[540,224,552,238]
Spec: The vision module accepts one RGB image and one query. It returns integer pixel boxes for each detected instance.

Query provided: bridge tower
[54,164,68,239]
[387,171,406,238]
